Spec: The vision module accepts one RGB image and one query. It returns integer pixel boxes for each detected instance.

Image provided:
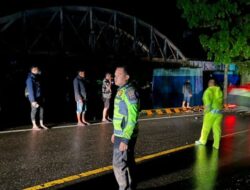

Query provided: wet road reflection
[193,146,218,190]
[0,113,249,189]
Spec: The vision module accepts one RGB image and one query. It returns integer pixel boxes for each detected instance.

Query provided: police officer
[111,65,139,190]
[195,79,223,149]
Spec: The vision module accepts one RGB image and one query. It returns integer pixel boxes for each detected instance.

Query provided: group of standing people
[25,65,140,189]
[73,66,140,190]
[25,66,115,129]
[73,69,116,125]
[25,65,223,190]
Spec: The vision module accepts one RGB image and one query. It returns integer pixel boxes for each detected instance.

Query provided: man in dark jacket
[26,66,47,130]
[73,69,90,126]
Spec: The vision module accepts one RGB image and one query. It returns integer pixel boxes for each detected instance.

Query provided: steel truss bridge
[0,6,187,63]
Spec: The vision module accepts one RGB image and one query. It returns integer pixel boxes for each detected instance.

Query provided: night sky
[0,0,206,59]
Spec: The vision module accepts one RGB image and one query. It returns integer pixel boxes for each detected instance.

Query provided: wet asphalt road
[0,113,249,190]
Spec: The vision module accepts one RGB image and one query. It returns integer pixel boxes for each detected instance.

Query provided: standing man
[195,79,223,149]
[102,72,112,122]
[26,65,47,130]
[182,79,192,109]
[73,69,90,126]
[111,66,140,190]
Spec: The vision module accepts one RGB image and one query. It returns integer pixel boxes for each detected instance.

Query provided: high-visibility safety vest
[203,86,223,114]
[113,83,140,144]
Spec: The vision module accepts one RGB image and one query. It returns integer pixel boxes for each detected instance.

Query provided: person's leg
[38,101,48,129]
[31,105,40,130]
[77,113,85,126]
[102,107,108,122]
[182,100,186,108]
[81,102,90,125]
[127,138,137,189]
[113,143,134,190]
[182,96,188,108]
[106,99,112,121]
[212,114,223,149]
[186,96,191,108]
[102,99,110,122]
[113,147,128,190]
[39,106,48,129]
[197,113,214,145]
[81,112,89,125]
[76,101,85,126]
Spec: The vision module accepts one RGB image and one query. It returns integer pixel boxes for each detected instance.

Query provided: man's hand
[119,142,128,152]
[31,102,39,108]
[111,134,115,144]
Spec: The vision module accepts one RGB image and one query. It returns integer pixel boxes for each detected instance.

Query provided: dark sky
[0,0,206,59]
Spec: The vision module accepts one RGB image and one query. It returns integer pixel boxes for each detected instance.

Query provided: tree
[177,0,250,103]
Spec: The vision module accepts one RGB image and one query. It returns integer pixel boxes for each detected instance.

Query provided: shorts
[183,95,191,103]
[103,98,110,109]
[76,101,87,113]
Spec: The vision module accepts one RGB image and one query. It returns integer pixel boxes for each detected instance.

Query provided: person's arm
[189,84,192,96]
[82,82,87,100]
[73,78,82,101]
[215,87,223,110]
[106,81,111,91]
[103,80,111,92]
[203,89,212,113]
[26,76,35,102]
[102,80,106,94]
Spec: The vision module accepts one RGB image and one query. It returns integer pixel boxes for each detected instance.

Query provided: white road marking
[0,113,203,134]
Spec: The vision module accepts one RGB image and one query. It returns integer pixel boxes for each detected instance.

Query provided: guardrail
[140,105,234,117]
